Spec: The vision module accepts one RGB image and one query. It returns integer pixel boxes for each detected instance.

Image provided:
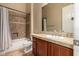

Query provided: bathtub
[4,38,32,53]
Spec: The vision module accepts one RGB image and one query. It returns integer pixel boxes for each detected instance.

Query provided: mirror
[42,3,74,33]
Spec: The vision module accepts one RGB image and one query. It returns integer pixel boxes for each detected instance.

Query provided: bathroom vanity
[32,34,73,56]
[31,3,74,56]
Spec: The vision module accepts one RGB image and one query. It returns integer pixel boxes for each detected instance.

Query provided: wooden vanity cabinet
[48,43,73,56]
[48,43,60,56]
[58,45,73,56]
[32,37,48,56]
[32,37,37,56]
[36,38,48,56]
[32,37,73,56]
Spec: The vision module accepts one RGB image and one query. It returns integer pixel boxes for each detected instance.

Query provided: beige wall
[31,3,45,34]
[0,3,31,13]
[33,3,42,33]
[42,3,72,31]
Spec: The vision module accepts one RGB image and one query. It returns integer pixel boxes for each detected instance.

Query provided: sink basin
[46,35,64,39]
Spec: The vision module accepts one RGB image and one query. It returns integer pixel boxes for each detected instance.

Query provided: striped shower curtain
[0,7,11,51]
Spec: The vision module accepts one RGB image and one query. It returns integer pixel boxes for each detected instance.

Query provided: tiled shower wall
[9,11,30,39]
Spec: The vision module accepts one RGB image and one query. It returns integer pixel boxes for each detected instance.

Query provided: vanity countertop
[32,33,73,49]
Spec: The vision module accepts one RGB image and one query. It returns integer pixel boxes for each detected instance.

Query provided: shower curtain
[0,7,11,51]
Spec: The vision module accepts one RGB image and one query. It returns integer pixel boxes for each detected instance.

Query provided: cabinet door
[32,37,37,56]
[37,39,48,56]
[49,42,73,56]
[49,43,60,56]
[59,45,73,56]
[53,43,60,56]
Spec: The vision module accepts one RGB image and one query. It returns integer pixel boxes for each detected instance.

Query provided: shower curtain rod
[0,5,26,14]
